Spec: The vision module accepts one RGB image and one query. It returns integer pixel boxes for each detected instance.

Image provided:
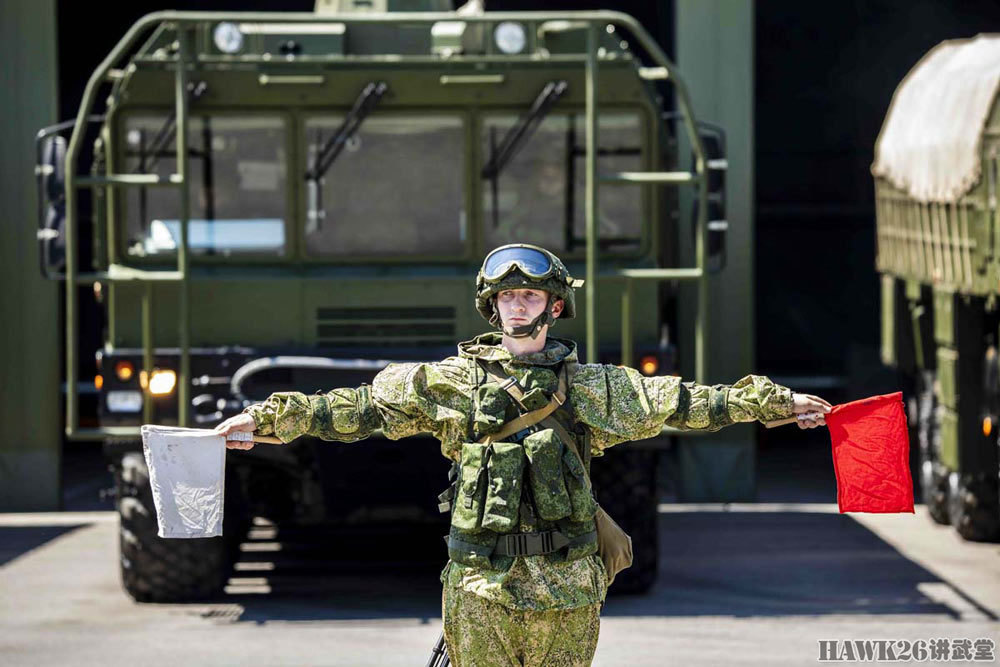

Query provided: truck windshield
[482,111,643,254]
[303,114,466,257]
[122,115,288,257]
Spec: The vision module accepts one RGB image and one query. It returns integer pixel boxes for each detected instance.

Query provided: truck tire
[919,372,950,524]
[116,452,232,602]
[590,447,658,594]
[947,471,1000,542]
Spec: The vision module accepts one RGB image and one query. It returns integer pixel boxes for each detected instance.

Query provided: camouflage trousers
[442,585,601,667]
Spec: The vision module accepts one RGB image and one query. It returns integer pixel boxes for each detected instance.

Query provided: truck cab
[38,1,726,600]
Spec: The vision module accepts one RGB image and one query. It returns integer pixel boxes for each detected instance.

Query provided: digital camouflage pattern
[443,583,601,667]
[243,331,795,611]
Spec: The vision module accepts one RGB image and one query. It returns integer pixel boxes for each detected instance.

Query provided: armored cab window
[303,114,466,256]
[481,112,643,254]
[122,115,288,257]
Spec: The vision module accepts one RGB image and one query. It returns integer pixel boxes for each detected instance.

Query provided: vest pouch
[481,442,525,533]
[562,446,599,523]
[453,442,490,530]
[473,384,509,438]
[523,429,573,522]
[519,387,550,411]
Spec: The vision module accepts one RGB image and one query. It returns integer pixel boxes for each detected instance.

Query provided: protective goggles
[481,246,556,282]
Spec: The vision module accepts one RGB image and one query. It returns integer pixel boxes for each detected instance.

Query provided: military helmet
[475,244,581,326]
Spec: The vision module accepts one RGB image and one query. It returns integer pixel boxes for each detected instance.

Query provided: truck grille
[316,306,456,347]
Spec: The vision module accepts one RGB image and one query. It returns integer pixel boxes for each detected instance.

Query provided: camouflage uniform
[243,332,794,666]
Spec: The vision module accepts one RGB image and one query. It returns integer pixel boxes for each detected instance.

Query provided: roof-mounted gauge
[213,22,244,54]
[494,22,526,55]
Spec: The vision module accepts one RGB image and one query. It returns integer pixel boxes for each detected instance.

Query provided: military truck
[37,1,728,601]
[874,34,1000,542]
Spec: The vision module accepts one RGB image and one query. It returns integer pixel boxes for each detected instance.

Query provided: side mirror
[36,134,67,279]
[690,124,727,273]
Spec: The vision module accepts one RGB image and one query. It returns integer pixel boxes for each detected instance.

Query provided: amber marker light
[149,369,177,396]
[984,417,993,438]
[639,355,659,376]
[94,374,104,391]
[139,370,148,390]
[115,361,134,382]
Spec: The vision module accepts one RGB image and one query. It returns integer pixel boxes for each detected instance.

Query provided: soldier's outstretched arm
[571,366,830,454]
[213,386,378,448]
[215,358,472,450]
[236,386,382,444]
[664,375,801,432]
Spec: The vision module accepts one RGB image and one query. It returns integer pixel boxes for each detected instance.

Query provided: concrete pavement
[1,504,997,666]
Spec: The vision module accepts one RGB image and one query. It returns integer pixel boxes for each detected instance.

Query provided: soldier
[215,243,832,666]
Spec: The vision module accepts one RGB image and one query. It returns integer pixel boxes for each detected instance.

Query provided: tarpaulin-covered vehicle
[874,34,1000,541]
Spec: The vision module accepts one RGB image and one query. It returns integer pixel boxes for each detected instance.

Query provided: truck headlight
[107,390,143,413]
[494,22,526,55]
[149,369,177,396]
[213,22,244,54]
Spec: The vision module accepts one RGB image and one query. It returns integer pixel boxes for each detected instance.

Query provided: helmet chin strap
[499,296,556,340]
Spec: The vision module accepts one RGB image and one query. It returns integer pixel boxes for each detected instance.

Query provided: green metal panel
[675,0,755,501]
[910,303,929,370]
[675,439,756,504]
[933,287,954,345]
[931,293,994,475]
[584,25,598,362]
[302,278,472,347]
[880,275,921,375]
[0,0,60,509]
[110,272,659,349]
[112,279,307,347]
[936,346,958,410]
[881,274,896,367]
[939,406,960,471]
[905,280,932,371]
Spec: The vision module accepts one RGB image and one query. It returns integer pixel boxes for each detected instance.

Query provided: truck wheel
[116,452,232,602]
[919,373,950,524]
[947,471,1000,542]
[590,447,658,594]
[921,459,951,525]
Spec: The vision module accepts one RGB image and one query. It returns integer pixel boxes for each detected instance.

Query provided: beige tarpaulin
[872,34,1000,203]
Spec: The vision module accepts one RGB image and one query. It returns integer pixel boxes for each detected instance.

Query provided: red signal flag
[825,391,915,514]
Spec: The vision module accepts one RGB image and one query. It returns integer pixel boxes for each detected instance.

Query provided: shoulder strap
[477,360,529,409]
[542,362,591,486]
[477,364,568,444]
[477,358,574,409]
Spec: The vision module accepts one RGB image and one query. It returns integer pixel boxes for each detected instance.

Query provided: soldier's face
[496,289,564,328]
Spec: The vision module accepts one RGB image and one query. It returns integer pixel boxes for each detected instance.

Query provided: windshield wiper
[305,81,388,234]
[481,80,567,180]
[131,81,208,244]
[138,81,209,173]
[482,80,567,228]
[306,81,388,182]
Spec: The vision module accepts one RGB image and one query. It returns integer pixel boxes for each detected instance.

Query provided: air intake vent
[316,306,456,347]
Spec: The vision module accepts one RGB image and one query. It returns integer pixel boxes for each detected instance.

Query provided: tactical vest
[438,358,600,569]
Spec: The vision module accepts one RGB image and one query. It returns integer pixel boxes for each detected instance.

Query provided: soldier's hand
[215,413,258,450]
[792,393,832,429]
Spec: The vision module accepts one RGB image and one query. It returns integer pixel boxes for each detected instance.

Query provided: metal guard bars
[62,11,711,441]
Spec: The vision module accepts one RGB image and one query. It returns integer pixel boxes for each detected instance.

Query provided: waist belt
[495,530,569,557]
[448,529,597,558]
